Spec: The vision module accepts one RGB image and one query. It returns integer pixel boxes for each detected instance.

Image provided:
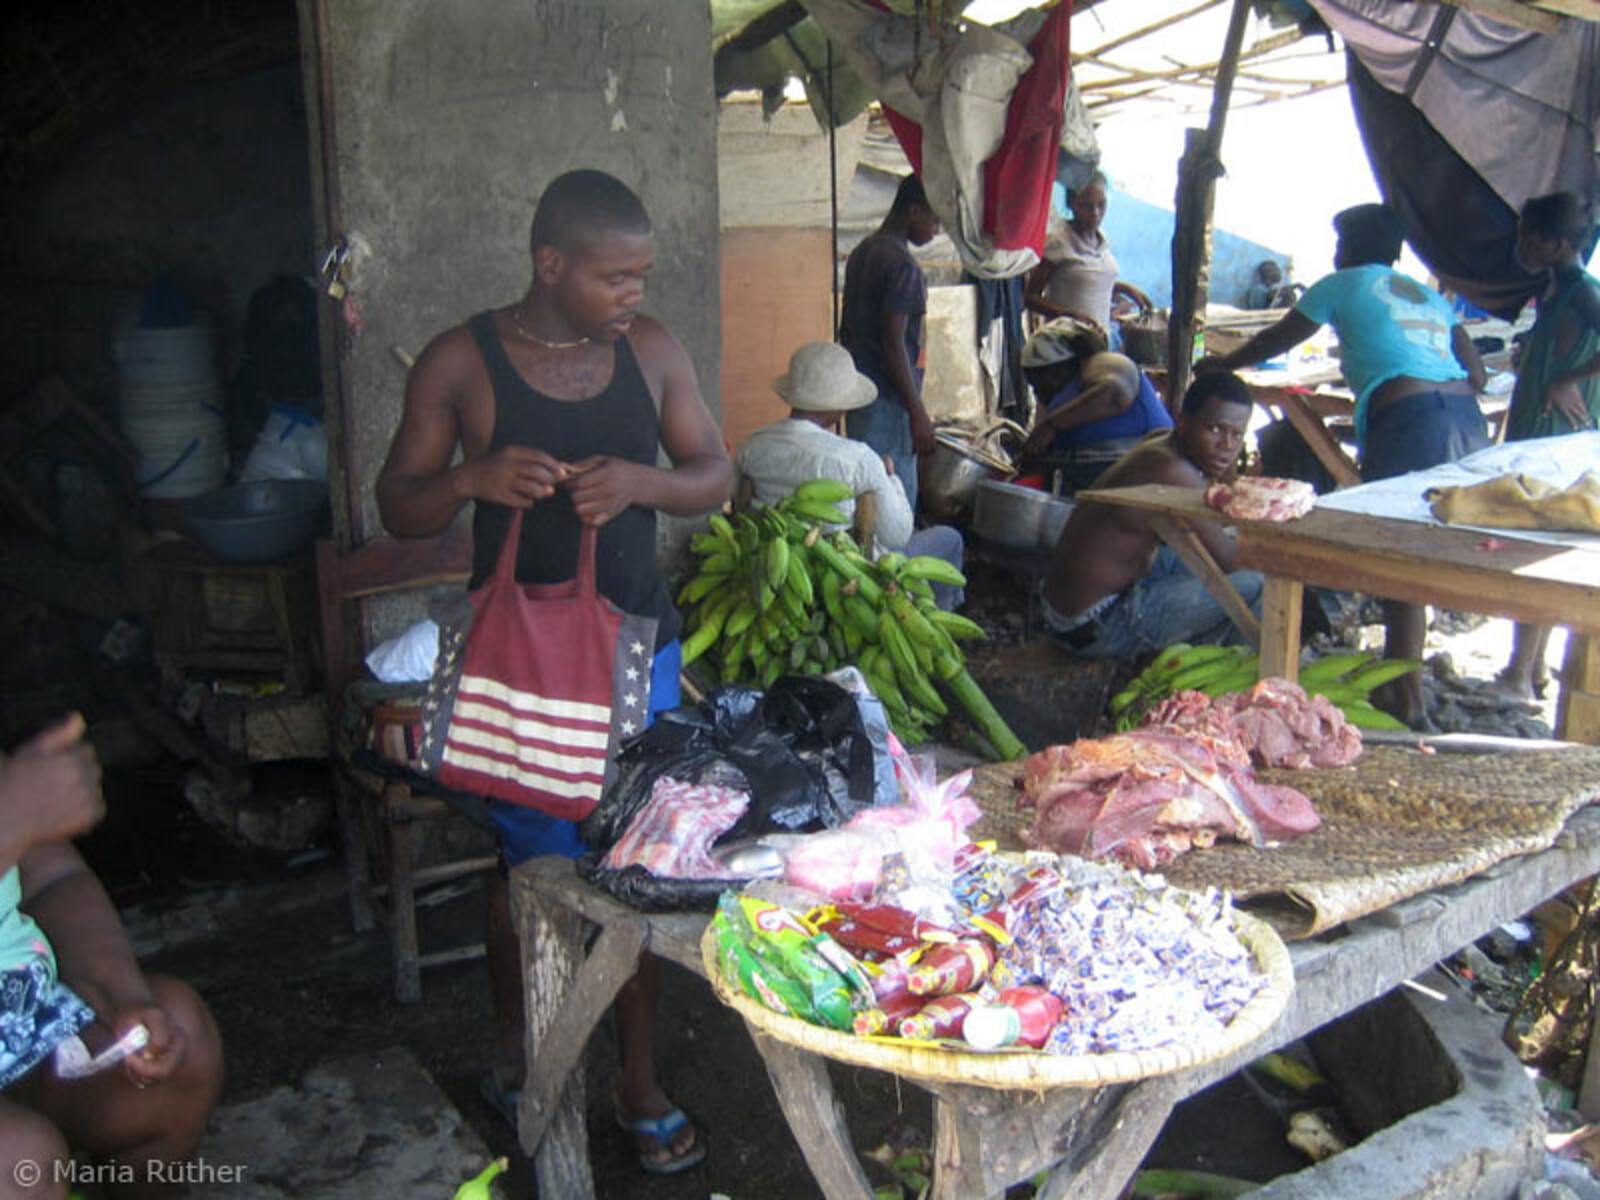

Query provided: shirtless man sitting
[1040,372,1261,658]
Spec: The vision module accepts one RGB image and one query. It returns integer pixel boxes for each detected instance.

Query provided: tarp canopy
[714,0,1600,311]
[1309,0,1600,317]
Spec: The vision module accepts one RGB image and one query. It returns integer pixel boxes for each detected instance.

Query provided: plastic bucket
[113,322,218,389]
[120,382,227,498]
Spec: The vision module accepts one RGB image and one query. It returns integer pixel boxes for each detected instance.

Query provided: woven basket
[699,910,1294,1089]
[1119,311,1169,367]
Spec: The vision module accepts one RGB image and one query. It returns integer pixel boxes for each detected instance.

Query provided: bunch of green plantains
[1109,643,1418,732]
[677,480,1024,760]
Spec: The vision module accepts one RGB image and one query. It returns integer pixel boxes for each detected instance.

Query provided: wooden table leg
[519,915,647,1155]
[511,857,597,1200]
[1272,390,1361,489]
[1148,514,1261,646]
[918,1079,1181,1200]
[1259,576,1303,682]
[1557,634,1600,744]
[1034,1077,1182,1200]
[744,1025,875,1200]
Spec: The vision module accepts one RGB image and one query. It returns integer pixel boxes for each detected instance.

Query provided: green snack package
[737,896,858,1031]
[713,911,815,1021]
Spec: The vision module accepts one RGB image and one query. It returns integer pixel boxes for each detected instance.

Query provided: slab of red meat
[1220,679,1362,769]
[1147,682,1362,771]
[1022,720,1322,868]
[1204,477,1315,522]
[1022,730,1268,869]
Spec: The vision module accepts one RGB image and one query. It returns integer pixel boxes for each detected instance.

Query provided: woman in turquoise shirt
[1198,203,1488,729]
[0,714,222,1196]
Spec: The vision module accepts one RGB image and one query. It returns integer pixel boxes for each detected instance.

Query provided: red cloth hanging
[879,1,1073,257]
[984,1,1072,253]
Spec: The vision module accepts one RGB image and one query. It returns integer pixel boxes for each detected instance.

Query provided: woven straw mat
[700,912,1293,1088]
[965,744,1600,940]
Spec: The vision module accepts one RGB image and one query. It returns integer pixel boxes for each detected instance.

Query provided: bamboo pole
[1165,0,1252,410]
[1078,0,1226,60]
[1077,28,1300,92]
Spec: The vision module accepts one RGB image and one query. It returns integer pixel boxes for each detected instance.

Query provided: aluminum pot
[971,479,1075,553]
[920,422,1021,521]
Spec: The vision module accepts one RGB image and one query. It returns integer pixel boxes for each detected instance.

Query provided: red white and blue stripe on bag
[434,621,655,809]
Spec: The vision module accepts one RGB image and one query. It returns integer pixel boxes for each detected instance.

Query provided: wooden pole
[1165,0,1253,410]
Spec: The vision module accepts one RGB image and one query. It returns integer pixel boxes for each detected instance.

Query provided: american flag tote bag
[419,512,657,821]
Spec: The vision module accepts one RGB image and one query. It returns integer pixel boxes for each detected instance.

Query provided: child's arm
[0,714,102,878]
[20,842,186,1084]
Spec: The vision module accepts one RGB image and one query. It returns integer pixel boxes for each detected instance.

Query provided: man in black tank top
[377,170,730,1174]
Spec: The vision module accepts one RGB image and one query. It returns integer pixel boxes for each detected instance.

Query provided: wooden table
[1077,483,1600,743]
[509,801,1600,1199]
[1236,366,1361,489]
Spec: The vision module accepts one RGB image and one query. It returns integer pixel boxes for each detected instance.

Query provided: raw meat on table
[1205,476,1316,522]
[1147,680,1362,770]
[1020,723,1321,870]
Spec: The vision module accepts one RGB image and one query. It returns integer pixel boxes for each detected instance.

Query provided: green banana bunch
[1105,640,1422,734]
[1293,653,1420,730]
[671,480,1024,759]
[1108,643,1259,731]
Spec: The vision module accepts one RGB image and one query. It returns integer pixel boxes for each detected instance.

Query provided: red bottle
[898,993,980,1041]
[963,987,1065,1050]
[906,939,995,996]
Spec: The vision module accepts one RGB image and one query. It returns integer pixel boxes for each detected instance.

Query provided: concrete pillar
[304,0,719,541]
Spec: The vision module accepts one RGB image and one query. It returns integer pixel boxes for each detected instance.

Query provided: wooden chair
[315,525,498,1003]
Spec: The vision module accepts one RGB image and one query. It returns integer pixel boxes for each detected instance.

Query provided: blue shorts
[489,640,681,867]
[0,959,94,1090]
[1361,391,1488,482]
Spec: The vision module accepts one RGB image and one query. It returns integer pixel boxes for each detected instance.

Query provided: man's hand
[1548,379,1595,430]
[454,446,568,508]
[564,456,644,526]
[908,405,936,457]
[1,714,102,849]
[1022,419,1057,463]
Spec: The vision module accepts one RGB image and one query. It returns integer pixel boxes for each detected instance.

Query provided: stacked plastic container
[114,319,227,498]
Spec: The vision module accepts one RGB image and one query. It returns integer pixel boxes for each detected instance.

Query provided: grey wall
[312,0,721,542]
[0,63,314,411]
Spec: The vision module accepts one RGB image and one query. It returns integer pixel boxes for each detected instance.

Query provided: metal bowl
[922,424,1019,521]
[184,479,329,562]
[971,479,1074,553]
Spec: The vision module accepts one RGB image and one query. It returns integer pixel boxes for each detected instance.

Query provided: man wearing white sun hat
[736,341,965,608]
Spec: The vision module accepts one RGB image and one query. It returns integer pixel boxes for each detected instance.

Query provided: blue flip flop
[614,1096,707,1175]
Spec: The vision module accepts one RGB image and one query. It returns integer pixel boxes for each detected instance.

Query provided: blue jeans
[1042,547,1263,659]
[846,379,919,513]
[1361,390,1488,481]
[489,640,682,866]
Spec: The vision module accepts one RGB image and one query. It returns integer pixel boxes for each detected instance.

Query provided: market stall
[507,742,1600,1200]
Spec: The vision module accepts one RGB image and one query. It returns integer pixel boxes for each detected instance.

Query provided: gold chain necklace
[510,305,590,350]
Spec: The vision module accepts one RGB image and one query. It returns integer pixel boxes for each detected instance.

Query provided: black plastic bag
[577,673,896,911]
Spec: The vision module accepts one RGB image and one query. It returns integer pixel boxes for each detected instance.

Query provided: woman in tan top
[1024,171,1151,339]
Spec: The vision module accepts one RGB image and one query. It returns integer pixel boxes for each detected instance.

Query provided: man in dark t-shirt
[838,173,941,511]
